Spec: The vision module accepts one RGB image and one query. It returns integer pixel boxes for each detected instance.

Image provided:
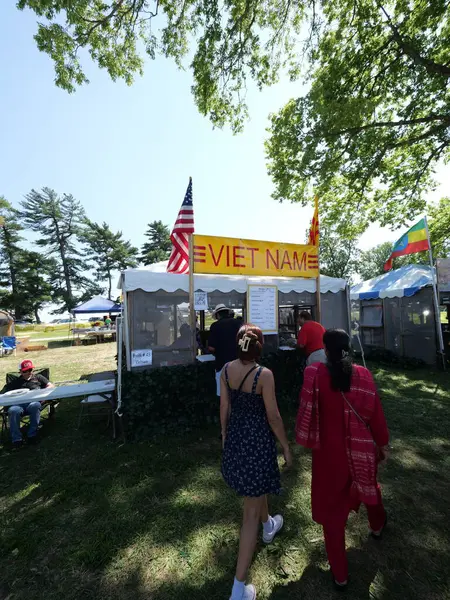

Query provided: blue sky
[1,4,448,318]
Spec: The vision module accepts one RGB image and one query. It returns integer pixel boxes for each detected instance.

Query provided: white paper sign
[194,291,208,311]
[437,259,450,288]
[131,349,153,368]
[247,285,278,334]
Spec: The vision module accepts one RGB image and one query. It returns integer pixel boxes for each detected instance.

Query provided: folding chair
[0,336,16,356]
[77,394,115,437]
[1,368,53,440]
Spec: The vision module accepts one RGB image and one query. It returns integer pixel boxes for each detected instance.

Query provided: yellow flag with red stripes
[308,196,319,246]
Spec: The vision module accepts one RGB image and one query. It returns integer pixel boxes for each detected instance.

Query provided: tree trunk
[3,226,20,317]
[107,263,112,300]
[34,306,41,324]
[53,218,73,308]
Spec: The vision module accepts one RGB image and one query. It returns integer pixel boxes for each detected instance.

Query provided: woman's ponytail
[323,329,353,392]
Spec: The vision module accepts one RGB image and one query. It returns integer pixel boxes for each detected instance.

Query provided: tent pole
[123,290,131,371]
[189,234,196,362]
[425,216,446,370]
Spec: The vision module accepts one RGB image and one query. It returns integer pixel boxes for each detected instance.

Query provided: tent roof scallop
[350,264,443,300]
[119,260,347,294]
[72,295,121,314]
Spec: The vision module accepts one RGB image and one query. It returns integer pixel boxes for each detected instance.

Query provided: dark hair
[299,311,312,321]
[237,324,264,361]
[217,309,229,320]
[323,329,353,392]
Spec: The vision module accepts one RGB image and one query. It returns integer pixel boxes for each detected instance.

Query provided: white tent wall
[119,265,349,371]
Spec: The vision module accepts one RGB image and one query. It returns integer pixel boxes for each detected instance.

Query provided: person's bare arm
[261,369,292,467]
[46,383,55,389]
[220,370,230,446]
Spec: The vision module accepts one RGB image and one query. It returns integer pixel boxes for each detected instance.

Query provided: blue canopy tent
[72,296,122,315]
[351,265,434,301]
[350,265,440,364]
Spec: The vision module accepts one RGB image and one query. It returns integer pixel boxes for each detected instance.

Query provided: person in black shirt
[208,305,242,396]
[2,359,54,447]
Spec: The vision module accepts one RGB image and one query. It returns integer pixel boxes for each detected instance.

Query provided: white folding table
[0,379,118,437]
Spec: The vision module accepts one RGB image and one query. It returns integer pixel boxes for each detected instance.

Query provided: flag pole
[425,216,446,369]
[315,196,321,323]
[188,178,196,362]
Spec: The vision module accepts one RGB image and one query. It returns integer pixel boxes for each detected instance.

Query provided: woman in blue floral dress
[221,324,292,600]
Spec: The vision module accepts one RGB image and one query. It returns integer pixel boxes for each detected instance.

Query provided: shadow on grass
[0,366,449,600]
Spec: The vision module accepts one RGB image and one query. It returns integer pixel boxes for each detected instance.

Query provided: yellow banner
[193,235,318,278]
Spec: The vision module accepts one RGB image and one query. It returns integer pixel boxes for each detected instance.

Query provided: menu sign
[247,285,278,334]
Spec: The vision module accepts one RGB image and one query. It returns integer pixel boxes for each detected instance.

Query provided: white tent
[119,260,346,294]
[119,262,350,370]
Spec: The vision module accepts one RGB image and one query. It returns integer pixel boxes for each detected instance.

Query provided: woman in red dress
[296,329,389,589]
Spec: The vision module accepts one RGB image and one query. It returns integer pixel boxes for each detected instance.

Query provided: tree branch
[328,114,450,137]
[379,3,450,78]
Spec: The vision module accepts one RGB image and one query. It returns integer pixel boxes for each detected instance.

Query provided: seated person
[170,323,192,350]
[1,360,54,447]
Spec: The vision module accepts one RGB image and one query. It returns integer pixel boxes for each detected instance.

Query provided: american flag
[167,178,194,274]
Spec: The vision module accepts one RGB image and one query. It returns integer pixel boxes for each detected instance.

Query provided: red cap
[19,359,34,372]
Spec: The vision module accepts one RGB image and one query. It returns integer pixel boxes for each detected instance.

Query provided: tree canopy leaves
[358,197,450,280]
[266,1,450,228]
[20,188,90,311]
[82,220,138,299]
[19,1,450,228]
[140,220,171,266]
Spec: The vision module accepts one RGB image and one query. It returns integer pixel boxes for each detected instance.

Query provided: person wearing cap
[208,305,241,396]
[1,360,54,447]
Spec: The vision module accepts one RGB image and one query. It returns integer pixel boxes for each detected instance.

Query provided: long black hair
[323,329,353,392]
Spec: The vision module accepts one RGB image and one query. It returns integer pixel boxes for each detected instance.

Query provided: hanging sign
[247,285,278,334]
[194,291,208,310]
[131,349,153,368]
[193,235,318,278]
[437,259,450,289]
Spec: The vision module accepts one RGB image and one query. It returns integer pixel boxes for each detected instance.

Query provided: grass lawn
[0,343,117,383]
[0,361,449,600]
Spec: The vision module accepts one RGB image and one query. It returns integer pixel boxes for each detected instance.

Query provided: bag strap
[237,365,258,393]
[341,391,369,429]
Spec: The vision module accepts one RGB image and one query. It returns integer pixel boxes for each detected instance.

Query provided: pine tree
[140,221,171,266]
[82,221,138,299]
[14,251,54,323]
[0,197,25,318]
[20,188,88,311]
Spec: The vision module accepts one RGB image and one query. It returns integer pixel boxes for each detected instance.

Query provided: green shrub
[121,350,305,439]
[362,347,427,370]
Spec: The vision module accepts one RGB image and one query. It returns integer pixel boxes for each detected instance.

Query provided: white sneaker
[229,584,256,600]
[262,514,284,544]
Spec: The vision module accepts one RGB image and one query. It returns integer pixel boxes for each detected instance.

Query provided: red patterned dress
[296,363,389,582]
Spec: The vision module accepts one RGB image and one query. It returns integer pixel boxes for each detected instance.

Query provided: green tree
[358,197,450,280]
[0,198,28,318]
[318,227,360,282]
[19,2,450,229]
[428,197,450,259]
[358,242,394,281]
[140,220,171,266]
[14,251,54,323]
[82,220,138,299]
[20,188,88,311]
